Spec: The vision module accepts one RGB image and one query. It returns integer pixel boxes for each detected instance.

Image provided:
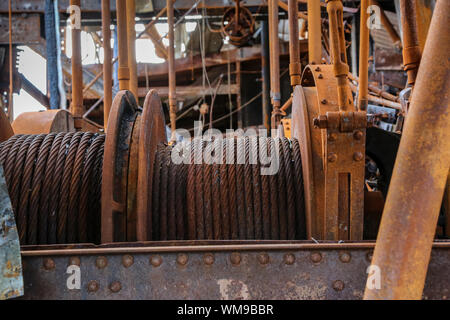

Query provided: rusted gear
[221,1,255,46]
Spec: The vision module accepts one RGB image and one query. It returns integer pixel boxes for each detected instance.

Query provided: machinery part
[167,0,177,142]
[12,110,75,135]
[288,0,301,86]
[69,0,83,117]
[0,108,13,142]
[0,132,105,245]
[221,1,255,47]
[18,242,450,300]
[268,0,281,127]
[365,0,450,300]
[101,0,113,130]
[307,0,322,64]
[126,0,138,100]
[0,164,23,300]
[358,0,370,110]
[116,0,130,91]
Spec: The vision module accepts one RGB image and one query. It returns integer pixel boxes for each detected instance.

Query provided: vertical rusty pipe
[307,0,322,64]
[102,0,112,130]
[70,0,83,117]
[261,19,271,131]
[8,0,13,121]
[126,0,138,99]
[358,0,370,110]
[116,0,130,91]
[269,0,281,128]
[364,0,450,300]
[399,0,421,86]
[167,0,177,141]
[288,0,301,86]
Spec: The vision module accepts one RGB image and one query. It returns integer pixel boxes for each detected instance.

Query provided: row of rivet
[41,251,373,271]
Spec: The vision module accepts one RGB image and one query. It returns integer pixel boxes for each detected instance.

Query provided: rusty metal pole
[307,0,322,64]
[70,0,83,117]
[126,0,139,100]
[358,0,370,110]
[261,19,271,131]
[288,0,301,87]
[0,108,13,142]
[399,0,421,86]
[269,0,281,128]
[102,0,112,130]
[364,0,450,300]
[7,0,13,122]
[116,0,130,91]
[167,0,177,142]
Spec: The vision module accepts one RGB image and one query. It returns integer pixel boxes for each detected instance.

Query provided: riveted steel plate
[19,241,449,300]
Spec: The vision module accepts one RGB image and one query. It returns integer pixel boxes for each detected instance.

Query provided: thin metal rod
[102,0,112,130]
[116,0,130,91]
[364,0,450,299]
[288,0,301,86]
[307,0,322,64]
[358,0,370,110]
[168,0,177,142]
[261,20,271,131]
[269,0,281,128]
[70,0,83,117]
[8,0,13,121]
[127,0,139,99]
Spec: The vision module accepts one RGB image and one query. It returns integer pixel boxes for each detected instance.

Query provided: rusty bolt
[109,281,122,293]
[354,130,364,140]
[43,258,55,271]
[318,74,323,79]
[310,252,322,263]
[122,255,134,268]
[230,252,241,265]
[328,132,338,141]
[339,252,351,263]
[353,152,364,162]
[366,251,374,262]
[321,99,328,105]
[284,253,295,265]
[203,253,215,265]
[328,153,338,163]
[96,256,108,269]
[177,254,189,266]
[315,67,321,72]
[150,255,162,267]
[313,115,328,128]
[332,280,345,291]
[258,253,270,265]
[69,257,81,266]
[87,280,99,293]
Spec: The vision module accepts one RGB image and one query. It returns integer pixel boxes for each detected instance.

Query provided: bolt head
[332,280,345,291]
[353,152,364,161]
[177,254,189,266]
[310,252,322,263]
[87,280,99,293]
[150,255,162,267]
[354,130,364,140]
[339,252,351,263]
[328,153,338,163]
[315,67,321,72]
[109,281,122,293]
[43,258,55,271]
[321,99,327,105]
[96,256,108,269]
[203,253,215,265]
[318,74,324,79]
[258,253,270,265]
[230,252,241,265]
[284,253,295,265]
[328,132,338,141]
[122,255,134,268]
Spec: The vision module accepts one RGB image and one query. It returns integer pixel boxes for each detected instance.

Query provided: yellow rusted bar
[288,0,301,86]
[116,0,130,91]
[358,0,369,110]
[70,0,83,117]
[307,0,322,64]
[167,0,177,141]
[102,0,112,130]
[269,0,281,128]
[126,0,138,99]
[400,0,421,86]
[364,0,450,300]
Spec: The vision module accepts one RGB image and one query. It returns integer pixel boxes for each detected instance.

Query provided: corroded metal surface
[12,110,75,135]
[19,241,449,300]
[0,165,23,300]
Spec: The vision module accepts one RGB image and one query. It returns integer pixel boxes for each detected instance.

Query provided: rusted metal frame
[307,0,322,64]
[278,0,307,20]
[18,242,450,300]
[20,74,50,109]
[280,96,293,113]
[143,25,169,59]
[8,0,13,121]
[116,0,130,91]
[371,0,402,50]
[365,0,450,300]
[269,0,282,128]
[0,109,14,142]
[358,0,370,111]
[399,0,421,86]
[261,20,271,131]
[102,0,113,130]
[348,78,402,111]
[348,73,400,103]
[82,96,104,122]
[136,7,167,40]
[168,0,177,142]
[70,0,84,117]
[364,0,450,300]
[126,0,139,100]
[288,0,301,87]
